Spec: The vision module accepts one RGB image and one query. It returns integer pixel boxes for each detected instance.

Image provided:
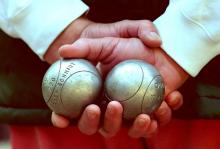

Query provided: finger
[51,112,70,128]
[81,20,161,47]
[99,101,123,138]
[128,114,151,138]
[154,101,172,126]
[114,20,161,47]
[59,37,119,63]
[165,91,183,110]
[78,104,101,135]
[144,120,158,138]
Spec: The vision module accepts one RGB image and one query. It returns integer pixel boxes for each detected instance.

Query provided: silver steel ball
[104,60,164,120]
[42,59,102,118]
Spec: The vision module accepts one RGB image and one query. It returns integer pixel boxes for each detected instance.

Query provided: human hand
[55,36,189,138]
[44,16,187,138]
[44,17,161,64]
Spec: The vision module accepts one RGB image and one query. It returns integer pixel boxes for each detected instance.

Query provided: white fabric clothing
[0,0,220,76]
[154,0,220,76]
[0,0,88,59]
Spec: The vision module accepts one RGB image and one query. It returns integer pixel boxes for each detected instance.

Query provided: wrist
[44,16,93,64]
[153,48,189,95]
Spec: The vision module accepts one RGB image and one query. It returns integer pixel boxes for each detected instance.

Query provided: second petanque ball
[42,59,102,118]
[104,60,165,120]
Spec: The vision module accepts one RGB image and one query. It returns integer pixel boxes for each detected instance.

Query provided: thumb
[114,20,161,47]
[59,37,120,63]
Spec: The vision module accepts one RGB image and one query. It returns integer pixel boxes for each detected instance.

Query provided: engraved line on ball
[141,75,162,113]
[47,60,62,103]
[59,70,100,107]
[105,63,144,102]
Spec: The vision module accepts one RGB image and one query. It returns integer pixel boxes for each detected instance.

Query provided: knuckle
[128,37,140,43]
[140,20,156,31]
[157,107,168,116]
[121,19,130,24]
[141,20,151,26]
[77,38,87,43]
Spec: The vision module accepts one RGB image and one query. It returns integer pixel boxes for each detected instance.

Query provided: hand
[76,19,185,116]
[57,37,189,138]
[44,16,186,138]
[44,17,161,64]
[51,93,182,137]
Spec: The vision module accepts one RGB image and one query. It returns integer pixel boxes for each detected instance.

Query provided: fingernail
[106,101,121,116]
[137,118,146,127]
[107,107,115,116]
[148,32,160,40]
[87,110,97,120]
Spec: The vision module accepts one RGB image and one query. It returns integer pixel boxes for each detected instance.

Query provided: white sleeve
[0,0,89,59]
[154,0,220,77]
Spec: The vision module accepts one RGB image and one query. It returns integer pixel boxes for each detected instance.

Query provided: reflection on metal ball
[42,59,102,118]
[104,60,165,120]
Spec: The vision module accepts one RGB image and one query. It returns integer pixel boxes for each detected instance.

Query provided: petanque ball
[104,60,164,120]
[42,59,102,118]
